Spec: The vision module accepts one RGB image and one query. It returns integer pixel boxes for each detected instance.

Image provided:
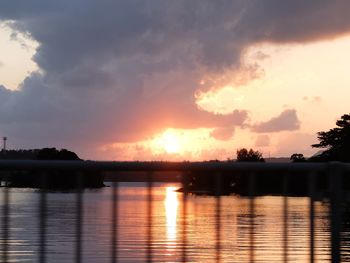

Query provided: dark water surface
[0,182,346,262]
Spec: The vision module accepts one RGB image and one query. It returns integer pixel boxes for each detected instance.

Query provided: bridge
[0,160,349,263]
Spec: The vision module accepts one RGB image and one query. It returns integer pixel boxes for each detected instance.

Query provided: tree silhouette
[290,153,306,162]
[311,113,350,162]
[236,148,265,162]
[36,148,81,160]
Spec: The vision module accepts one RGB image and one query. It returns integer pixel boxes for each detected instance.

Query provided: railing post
[146,172,153,263]
[282,172,289,263]
[75,172,84,263]
[308,172,316,263]
[2,177,9,263]
[111,182,118,263]
[329,162,343,263]
[181,172,189,263]
[39,172,47,263]
[215,172,222,263]
[248,172,255,263]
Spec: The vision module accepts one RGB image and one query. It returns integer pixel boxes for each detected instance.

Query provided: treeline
[0,148,80,161]
[0,148,104,188]
[0,149,39,160]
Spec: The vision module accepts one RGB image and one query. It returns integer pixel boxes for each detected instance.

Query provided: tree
[36,148,81,160]
[236,148,265,162]
[290,153,306,162]
[311,113,350,162]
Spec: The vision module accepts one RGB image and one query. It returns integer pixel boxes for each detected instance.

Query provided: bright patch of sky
[0,21,38,90]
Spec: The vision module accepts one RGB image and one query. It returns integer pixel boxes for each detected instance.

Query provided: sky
[0,0,350,161]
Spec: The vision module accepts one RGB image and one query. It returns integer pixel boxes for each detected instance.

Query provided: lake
[0,182,347,262]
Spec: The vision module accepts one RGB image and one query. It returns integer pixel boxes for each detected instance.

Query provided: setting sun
[160,131,180,154]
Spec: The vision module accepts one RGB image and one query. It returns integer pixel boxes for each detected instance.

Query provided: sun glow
[157,130,180,154]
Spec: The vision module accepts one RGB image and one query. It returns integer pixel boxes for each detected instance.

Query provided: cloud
[0,1,350,158]
[210,127,235,141]
[252,109,301,133]
[303,96,322,103]
[255,135,270,147]
[251,51,270,61]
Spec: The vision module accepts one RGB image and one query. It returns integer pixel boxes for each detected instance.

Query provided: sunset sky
[0,1,350,161]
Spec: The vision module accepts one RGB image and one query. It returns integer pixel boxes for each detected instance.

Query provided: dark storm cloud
[252,109,301,133]
[0,0,350,158]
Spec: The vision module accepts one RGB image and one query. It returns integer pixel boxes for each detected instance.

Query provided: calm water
[0,182,348,262]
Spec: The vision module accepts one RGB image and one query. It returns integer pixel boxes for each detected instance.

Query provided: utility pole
[2,137,7,151]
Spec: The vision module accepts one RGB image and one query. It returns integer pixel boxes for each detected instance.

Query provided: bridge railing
[0,160,350,263]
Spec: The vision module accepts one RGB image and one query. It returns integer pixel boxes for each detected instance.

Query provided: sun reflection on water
[164,186,179,242]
